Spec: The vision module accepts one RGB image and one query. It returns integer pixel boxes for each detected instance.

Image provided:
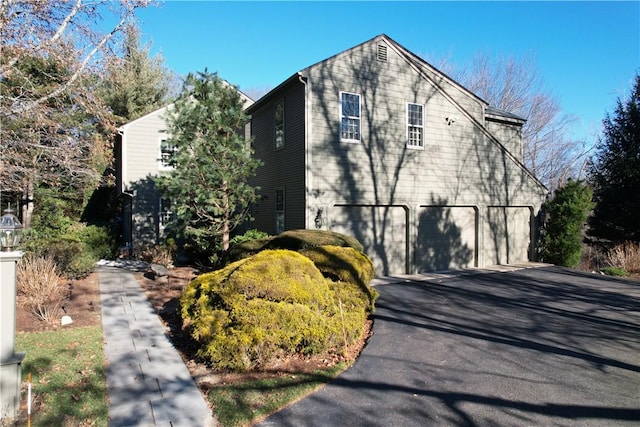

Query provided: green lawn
[210,362,349,427]
[15,326,108,427]
[14,324,352,427]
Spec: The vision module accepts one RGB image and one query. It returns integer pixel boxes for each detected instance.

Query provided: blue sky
[134,1,639,143]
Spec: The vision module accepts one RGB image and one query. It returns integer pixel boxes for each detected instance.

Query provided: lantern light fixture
[0,206,23,251]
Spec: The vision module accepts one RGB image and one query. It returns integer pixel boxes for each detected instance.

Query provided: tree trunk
[21,180,34,229]
[222,218,230,252]
[221,183,230,251]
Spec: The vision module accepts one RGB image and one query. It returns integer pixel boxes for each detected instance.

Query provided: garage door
[484,207,532,265]
[330,205,408,276]
[417,206,477,272]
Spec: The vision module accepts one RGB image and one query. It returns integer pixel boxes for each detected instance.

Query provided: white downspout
[299,74,312,229]
[117,126,128,194]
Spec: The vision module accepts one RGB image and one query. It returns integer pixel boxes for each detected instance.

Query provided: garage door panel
[330,205,407,276]
[485,207,531,265]
[417,206,476,272]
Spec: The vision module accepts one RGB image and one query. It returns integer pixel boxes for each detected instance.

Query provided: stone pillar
[0,251,25,420]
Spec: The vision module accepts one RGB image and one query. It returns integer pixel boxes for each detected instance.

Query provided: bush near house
[540,180,593,268]
[23,223,116,279]
[228,229,364,262]
[300,245,378,312]
[180,231,377,372]
[17,254,66,323]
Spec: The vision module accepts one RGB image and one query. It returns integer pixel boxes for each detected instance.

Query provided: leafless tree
[1,0,153,114]
[0,0,154,225]
[452,52,591,191]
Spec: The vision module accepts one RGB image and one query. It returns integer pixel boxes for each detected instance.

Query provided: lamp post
[0,206,25,420]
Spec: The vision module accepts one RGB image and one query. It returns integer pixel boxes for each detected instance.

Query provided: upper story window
[407,103,424,149]
[340,92,361,142]
[275,187,285,234]
[159,137,176,170]
[275,99,285,149]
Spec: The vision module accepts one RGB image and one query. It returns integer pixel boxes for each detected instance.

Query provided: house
[115,87,254,253]
[246,34,547,275]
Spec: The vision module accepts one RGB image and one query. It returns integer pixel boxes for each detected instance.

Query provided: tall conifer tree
[100,24,175,124]
[588,75,640,244]
[158,71,260,259]
[541,180,593,267]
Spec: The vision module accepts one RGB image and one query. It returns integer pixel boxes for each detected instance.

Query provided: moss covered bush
[180,247,377,371]
[229,229,364,262]
[300,245,378,312]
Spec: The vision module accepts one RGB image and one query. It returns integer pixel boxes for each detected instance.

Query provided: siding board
[248,34,546,274]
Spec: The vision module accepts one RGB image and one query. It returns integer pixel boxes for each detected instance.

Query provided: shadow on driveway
[259,266,640,427]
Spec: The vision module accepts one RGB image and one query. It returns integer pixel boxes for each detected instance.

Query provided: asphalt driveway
[258,266,640,427]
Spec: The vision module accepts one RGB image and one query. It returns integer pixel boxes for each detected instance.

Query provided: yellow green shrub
[180,249,370,371]
[229,229,365,262]
[265,229,364,252]
[300,245,379,312]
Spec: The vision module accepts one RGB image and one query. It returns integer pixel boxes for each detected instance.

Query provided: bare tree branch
[454,52,589,191]
[1,0,153,115]
[0,0,156,218]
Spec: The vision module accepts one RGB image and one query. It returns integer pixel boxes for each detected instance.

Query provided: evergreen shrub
[229,229,365,262]
[229,229,269,245]
[300,245,378,312]
[74,224,117,260]
[266,229,364,252]
[180,248,376,371]
[599,266,628,277]
[22,224,115,278]
[541,180,593,268]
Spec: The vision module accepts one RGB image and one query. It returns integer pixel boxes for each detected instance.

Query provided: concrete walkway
[98,262,215,427]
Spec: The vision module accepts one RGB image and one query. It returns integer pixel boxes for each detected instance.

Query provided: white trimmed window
[340,92,361,142]
[158,138,176,170]
[159,197,176,229]
[275,188,285,234]
[275,99,285,149]
[407,103,424,148]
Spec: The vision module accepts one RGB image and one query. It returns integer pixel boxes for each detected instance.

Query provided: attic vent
[377,44,388,62]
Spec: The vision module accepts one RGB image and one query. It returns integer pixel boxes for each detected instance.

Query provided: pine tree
[158,71,261,260]
[541,180,593,267]
[100,24,175,124]
[587,74,640,244]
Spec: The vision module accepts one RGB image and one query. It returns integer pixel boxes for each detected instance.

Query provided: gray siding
[485,118,524,163]
[249,80,307,234]
[247,34,546,275]
[120,108,170,249]
[121,108,168,188]
[303,35,545,274]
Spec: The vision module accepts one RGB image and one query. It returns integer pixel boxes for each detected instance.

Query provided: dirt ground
[16,272,103,333]
[16,265,370,391]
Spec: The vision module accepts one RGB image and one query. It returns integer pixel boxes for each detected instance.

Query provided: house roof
[246,73,302,114]
[118,104,172,133]
[120,78,254,132]
[247,34,489,114]
[486,106,527,123]
[381,34,488,106]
